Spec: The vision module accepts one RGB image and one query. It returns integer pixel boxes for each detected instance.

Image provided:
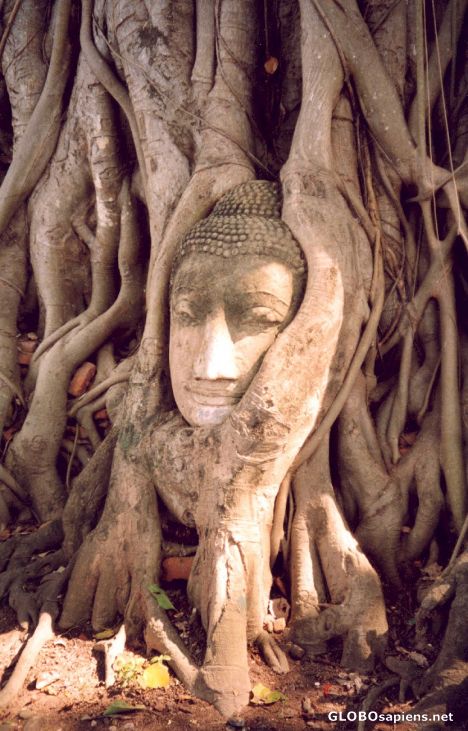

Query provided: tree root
[0,611,55,710]
[0,568,67,710]
[415,552,468,697]
[357,677,400,731]
[255,631,289,674]
[290,439,388,672]
[144,598,249,718]
[62,427,117,558]
[0,549,65,615]
[0,519,63,573]
[68,369,131,418]
[94,624,126,688]
[0,463,29,506]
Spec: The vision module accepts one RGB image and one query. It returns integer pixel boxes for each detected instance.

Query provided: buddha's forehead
[171,253,294,301]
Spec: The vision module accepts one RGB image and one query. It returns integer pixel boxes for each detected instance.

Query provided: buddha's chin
[182,403,235,428]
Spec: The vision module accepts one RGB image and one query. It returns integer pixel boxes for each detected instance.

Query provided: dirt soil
[0,569,436,731]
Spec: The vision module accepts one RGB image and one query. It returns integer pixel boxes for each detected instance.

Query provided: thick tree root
[411,551,468,724]
[290,440,388,671]
[0,611,54,710]
[0,519,63,573]
[0,569,66,709]
[0,549,64,616]
[94,624,126,688]
[357,677,400,731]
[256,631,289,674]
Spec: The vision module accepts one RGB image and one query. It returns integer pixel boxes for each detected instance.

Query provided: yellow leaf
[139,661,171,689]
[251,683,286,705]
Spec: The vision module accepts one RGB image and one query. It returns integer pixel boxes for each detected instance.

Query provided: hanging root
[0,0,72,235]
[7,178,144,522]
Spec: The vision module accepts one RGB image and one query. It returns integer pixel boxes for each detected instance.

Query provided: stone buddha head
[169,181,306,427]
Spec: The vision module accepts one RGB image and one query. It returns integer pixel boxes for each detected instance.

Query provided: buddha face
[170,254,301,427]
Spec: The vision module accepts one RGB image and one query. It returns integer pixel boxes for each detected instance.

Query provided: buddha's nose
[193,310,239,381]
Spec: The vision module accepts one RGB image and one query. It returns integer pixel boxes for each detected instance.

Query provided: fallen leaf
[103,700,146,717]
[36,671,60,690]
[139,658,171,689]
[94,628,117,640]
[322,683,332,696]
[251,682,286,705]
[148,584,175,610]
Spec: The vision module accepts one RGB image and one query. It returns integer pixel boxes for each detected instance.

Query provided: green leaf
[94,628,116,640]
[103,700,146,716]
[148,584,175,610]
[251,683,287,705]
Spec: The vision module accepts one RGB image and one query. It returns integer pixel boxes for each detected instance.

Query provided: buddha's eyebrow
[171,285,204,296]
[235,291,290,310]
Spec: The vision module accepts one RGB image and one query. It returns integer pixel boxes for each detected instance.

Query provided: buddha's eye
[172,300,199,325]
[238,306,284,328]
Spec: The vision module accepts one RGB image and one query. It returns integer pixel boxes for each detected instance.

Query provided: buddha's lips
[187,386,243,406]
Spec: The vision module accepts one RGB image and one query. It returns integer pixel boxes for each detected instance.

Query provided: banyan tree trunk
[0,0,466,720]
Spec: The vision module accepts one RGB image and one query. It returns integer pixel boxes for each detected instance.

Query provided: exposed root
[0,550,65,611]
[0,368,24,407]
[255,631,289,674]
[290,439,388,672]
[94,624,126,688]
[0,567,67,710]
[1,520,63,573]
[68,369,131,418]
[357,677,400,731]
[73,398,105,451]
[415,552,468,698]
[0,611,55,710]
[62,427,117,558]
[0,463,29,506]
